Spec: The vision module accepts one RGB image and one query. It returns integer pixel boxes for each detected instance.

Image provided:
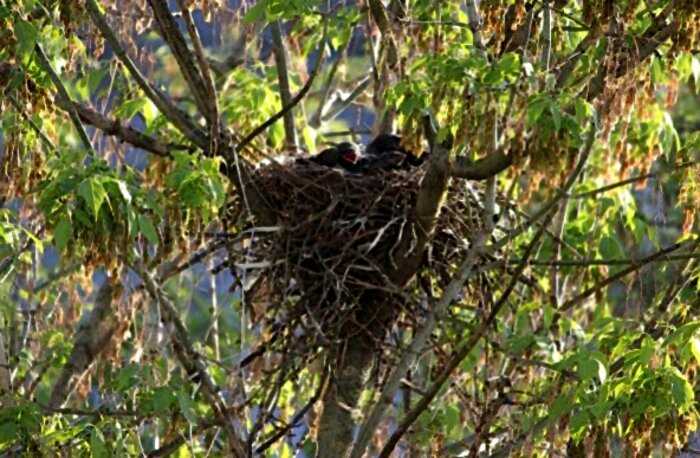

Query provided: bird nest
[223,159,503,365]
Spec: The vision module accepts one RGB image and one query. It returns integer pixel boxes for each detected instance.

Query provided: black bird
[364,134,430,170]
[309,142,365,173]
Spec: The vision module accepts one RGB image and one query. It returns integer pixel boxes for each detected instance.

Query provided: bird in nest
[363,134,430,171]
[309,141,365,173]
[305,134,429,174]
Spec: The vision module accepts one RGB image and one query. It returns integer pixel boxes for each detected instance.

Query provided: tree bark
[316,336,374,457]
[49,280,120,408]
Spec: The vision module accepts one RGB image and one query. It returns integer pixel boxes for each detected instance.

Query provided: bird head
[334,142,359,164]
[366,134,404,156]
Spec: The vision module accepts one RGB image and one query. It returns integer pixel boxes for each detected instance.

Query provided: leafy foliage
[0,0,699,456]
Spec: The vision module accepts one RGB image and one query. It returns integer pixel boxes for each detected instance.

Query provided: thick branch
[49,280,119,408]
[451,150,514,180]
[62,100,172,156]
[270,20,299,149]
[147,0,215,124]
[352,115,488,458]
[388,114,451,285]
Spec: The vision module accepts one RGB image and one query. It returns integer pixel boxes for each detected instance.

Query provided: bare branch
[177,0,221,154]
[85,0,209,149]
[451,150,514,180]
[379,208,550,458]
[255,366,329,453]
[310,38,351,127]
[6,92,55,151]
[540,0,552,70]
[556,241,690,315]
[505,253,700,267]
[270,20,299,149]
[61,100,173,156]
[320,77,371,124]
[570,161,698,199]
[49,280,119,408]
[237,24,328,151]
[135,265,247,457]
[147,0,216,125]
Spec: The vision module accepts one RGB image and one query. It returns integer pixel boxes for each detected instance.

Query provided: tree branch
[61,100,173,156]
[505,253,700,267]
[379,209,550,457]
[48,280,119,408]
[85,0,209,150]
[237,23,328,151]
[270,20,299,149]
[378,120,597,456]
[310,37,351,128]
[33,44,95,155]
[177,0,221,153]
[388,113,451,285]
[451,150,514,180]
[6,92,55,151]
[147,0,216,125]
[255,365,328,454]
[320,77,371,125]
[570,161,698,199]
[555,241,690,315]
[135,264,247,458]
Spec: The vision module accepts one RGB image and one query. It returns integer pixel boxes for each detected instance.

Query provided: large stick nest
[224,159,507,363]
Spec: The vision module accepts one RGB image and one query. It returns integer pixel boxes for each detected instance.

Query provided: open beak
[342,151,358,163]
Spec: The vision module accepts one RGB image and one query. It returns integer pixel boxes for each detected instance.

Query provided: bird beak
[342,151,358,163]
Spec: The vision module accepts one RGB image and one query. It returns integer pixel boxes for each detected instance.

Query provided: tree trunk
[316,335,374,457]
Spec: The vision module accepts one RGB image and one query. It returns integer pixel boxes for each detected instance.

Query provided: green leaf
[14,19,37,61]
[549,392,574,419]
[570,409,590,435]
[443,405,461,437]
[527,95,549,126]
[574,98,594,122]
[176,390,198,424]
[550,104,562,131]
[151,387,176,413]
[90,426,109,458]
[102,177,132,204]
[598,234,625,272]
[243,0,269,22]
[578,354,607,384]
[669,369,694,409]
[53,216,72,251]
[138,215,159,245]
[114,98,148,121]
[689,337,700,365]
[0,420,18,449]
[77,178,108,219]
